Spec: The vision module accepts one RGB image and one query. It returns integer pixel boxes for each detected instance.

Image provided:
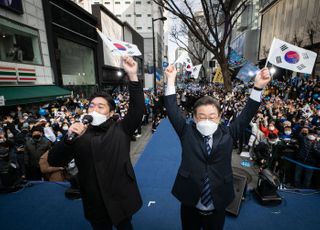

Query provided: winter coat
[48,82,144,225]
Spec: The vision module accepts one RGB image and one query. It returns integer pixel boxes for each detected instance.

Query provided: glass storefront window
[0,17,42,65]
[58,38,96,86]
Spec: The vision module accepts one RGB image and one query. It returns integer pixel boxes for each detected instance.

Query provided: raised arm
[229,67,271,140]
[121,56,145,136]
[163,65,186,137]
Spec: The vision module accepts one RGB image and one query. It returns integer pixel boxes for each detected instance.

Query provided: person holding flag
[163,65,271,230]
[48,56,144,230]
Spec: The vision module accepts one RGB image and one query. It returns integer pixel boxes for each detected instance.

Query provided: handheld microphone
[66,115,93,143]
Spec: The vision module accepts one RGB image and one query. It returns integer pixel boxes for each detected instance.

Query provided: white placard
[0,96,5,106]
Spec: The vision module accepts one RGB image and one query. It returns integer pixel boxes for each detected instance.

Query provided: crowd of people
[174,75,320,189]
[0,73,319,193]
[0,88,165,192]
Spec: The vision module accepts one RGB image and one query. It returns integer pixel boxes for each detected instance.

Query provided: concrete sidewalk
[130,123,153,166]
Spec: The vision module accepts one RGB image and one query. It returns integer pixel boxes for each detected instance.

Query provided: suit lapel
[210,126,223,156]
[191,123,223,161]
[192,122,208,161]
[199,135,208,160]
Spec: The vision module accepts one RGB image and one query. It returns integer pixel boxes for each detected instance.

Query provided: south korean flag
[174,52,193,72]
[267,38,317,74]
[97,28,142,56]
[190,64,202,79]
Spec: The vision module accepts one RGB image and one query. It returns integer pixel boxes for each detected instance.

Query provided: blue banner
[228,48,247,69]
[236,63,260,83]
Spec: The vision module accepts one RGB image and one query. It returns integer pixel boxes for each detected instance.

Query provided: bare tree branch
[153,0,249,91]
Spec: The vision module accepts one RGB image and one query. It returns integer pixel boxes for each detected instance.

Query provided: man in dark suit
[48,56,144,230]
[164,65,271,230]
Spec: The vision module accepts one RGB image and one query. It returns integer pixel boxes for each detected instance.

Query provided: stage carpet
[0,119,319,229]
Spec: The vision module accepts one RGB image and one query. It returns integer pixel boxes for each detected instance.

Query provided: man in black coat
[163,65,271,230]
[48,56,144,230]
[294,129,320,188]
[25,126,51,180]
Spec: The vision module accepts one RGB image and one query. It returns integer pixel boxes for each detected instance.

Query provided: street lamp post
[152,16,167,96]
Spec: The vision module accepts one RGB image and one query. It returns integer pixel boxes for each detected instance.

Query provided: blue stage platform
[0,119,320,229]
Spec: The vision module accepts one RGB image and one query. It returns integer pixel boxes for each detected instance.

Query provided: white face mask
[89,111,108,126]
[196,120,218,136]
[308,135,316,141]
[284,131,292,135]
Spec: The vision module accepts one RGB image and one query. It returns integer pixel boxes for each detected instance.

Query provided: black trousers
[180,204,226,230]
[90,217,133,230]
[26,166,42,180]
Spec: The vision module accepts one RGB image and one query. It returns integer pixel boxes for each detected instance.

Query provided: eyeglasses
[196,114,219,121]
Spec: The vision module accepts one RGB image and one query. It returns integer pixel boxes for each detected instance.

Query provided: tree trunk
[200,65,207,82]
[220,60,232,92]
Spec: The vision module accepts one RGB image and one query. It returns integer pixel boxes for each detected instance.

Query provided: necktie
[201,136,213,207]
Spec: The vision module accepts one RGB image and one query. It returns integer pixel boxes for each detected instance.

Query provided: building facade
[259,0,320,75]
[42,0,99,97]
[74,0,166,85]
[230,0,261,64]
[91,4,144,90]
[0,0,71,107]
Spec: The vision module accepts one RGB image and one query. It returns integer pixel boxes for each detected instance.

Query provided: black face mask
[32,135,41,141]
[21,129,29,134]
[302,133,308,136]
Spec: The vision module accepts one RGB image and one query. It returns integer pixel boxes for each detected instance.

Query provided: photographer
[254,133,279,169]
[14,122,30,178]
[0,130,20,192]
[275,129,298,185]
[25,126,51,180]
[294,128,320,188]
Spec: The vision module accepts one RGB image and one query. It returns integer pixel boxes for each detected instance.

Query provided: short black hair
[193,96,221,115]
[31,125,44,134]
[268,133,278,140]
[89,91,116,111]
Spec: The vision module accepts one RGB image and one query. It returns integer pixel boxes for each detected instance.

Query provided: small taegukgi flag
[301,103,313,118]
[190,64,202,79]
[97,28,142,56]
[267,38,317,74]
[174,52,193,72]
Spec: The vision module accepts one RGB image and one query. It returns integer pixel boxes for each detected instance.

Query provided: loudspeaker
[209,60,216,68]
[254,169,282,205]
[226,173,247,216]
